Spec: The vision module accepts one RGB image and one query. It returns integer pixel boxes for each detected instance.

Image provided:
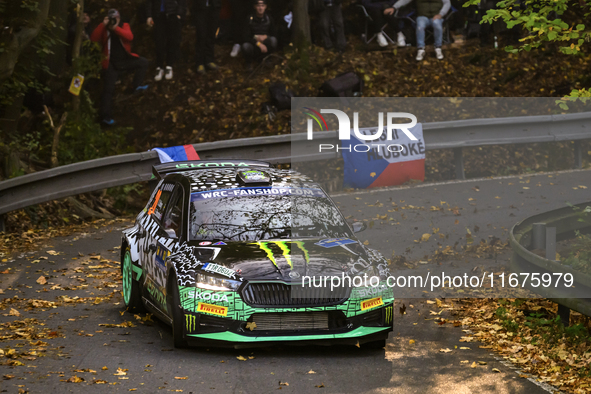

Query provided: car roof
[166,167,322,193]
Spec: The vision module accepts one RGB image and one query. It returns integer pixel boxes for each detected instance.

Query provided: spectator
[361,0,406,47]
[229,0,250,57]
[318,0,347,52]
[146,0,186,81]
[193,0,222,74]
[392,0,450,60]
[241,0,277,71]
[91,9,149,126]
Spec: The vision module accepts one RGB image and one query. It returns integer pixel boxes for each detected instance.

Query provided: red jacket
[90,22,139,69]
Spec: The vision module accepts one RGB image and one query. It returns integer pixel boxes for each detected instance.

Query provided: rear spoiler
[152,159,273,180]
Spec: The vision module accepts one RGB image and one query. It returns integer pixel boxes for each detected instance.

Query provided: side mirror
[164,228,178,239]
[352,222,366,233]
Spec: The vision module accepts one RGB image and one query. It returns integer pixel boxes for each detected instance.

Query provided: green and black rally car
[121,159,394,348]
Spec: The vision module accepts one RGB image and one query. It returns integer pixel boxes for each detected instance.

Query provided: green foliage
[57,91,132,165]
[561,230,591,274]
[556,88,591,110]
[72,40,102,80]
[0,10,60,106]
[464,0,590,55]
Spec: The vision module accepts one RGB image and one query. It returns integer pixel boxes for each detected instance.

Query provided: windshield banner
[190,187,326,201]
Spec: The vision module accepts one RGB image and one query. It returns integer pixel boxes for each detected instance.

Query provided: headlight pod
[195,272,241,291]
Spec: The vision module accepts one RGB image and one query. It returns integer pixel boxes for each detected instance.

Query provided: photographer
[91,9,148,125]
[146,0,186,81]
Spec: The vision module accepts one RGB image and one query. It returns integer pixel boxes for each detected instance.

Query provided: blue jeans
[416,16,443,49]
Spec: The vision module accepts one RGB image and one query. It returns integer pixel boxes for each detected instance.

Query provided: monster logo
[385,305,393,324]
[186,314,197,332]
[251,241,310,269]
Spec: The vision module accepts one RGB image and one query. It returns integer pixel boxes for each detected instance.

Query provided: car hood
[185,238,369,281]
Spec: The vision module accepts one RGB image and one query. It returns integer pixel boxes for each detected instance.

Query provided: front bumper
[179,285,394,347]
[186,326,391,348]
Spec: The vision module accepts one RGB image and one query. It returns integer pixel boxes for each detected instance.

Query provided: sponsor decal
[147,189,162,215]
[197,302,228,317]
[155,244,171,271]
[289,271,301,279]
[199,241,212,246]
[240,170,268,181]
[212,241,226,246]
[146,281,166,308]
[186,314,197,331]
[251,241,311,269]
[175,162,250,168]
[191,187,325,201]
[202,263,237,279]
[360,296,383,311]
[385,305,393,324]
[356,286,387,298]
[315,238,357,248]
[187,290,229,303]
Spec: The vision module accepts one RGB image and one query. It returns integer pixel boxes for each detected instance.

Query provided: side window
[162,187,184,238]
[148,182,174,223]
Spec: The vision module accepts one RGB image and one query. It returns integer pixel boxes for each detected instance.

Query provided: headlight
[195,272,241,291]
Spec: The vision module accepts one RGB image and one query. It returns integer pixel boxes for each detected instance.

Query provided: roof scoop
[236,170,272,186]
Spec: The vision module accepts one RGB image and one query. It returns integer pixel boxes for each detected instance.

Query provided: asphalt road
[1,169,590,393]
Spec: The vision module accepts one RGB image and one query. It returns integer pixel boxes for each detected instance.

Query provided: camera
[107,9,119,26]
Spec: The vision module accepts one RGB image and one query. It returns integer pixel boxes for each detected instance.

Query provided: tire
[168,273,188,349]
[361,339,386,350]
[122,248,145,312]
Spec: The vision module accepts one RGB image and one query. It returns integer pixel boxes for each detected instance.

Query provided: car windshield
[189,187,352,241]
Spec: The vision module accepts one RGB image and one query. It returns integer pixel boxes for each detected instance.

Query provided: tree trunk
[292,0,311,46]
[44,105,68,168]
[0,0,52,84]
[71,0,85,113]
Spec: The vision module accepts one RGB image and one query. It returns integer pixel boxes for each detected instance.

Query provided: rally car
[121,159,394,348]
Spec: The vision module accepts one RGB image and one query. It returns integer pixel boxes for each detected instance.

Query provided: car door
[143,181,175,309]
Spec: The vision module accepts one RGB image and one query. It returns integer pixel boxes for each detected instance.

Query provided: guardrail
[1,111,590,231]
[510,201,591,322]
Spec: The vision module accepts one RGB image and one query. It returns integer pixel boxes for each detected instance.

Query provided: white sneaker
[154,67,164,81]
[435,47,444,60]
[165,66,173,80]
[416,49,425,61]
[397,31,406,47]
[230,43,241,57]
[377,32,388,47]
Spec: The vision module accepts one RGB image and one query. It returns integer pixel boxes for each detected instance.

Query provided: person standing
[229,0,249,57]
[91,9,148,125]
[318,0,347,52]
[193,0,222,74]
[146,0,186,81]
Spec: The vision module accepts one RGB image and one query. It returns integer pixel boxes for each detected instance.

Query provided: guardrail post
[557,304,570,326]
[545,227,557,261]
[0,214,5,232]
[453,148,465,180]
[574,141,582,169]
[532,223,546,250]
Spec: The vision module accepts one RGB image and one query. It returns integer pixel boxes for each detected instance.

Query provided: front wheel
[168,273,188,349]
[122,248,144,312]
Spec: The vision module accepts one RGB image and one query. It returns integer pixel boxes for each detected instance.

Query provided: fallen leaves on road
[455,298,591,393]
[36,276,47,285]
